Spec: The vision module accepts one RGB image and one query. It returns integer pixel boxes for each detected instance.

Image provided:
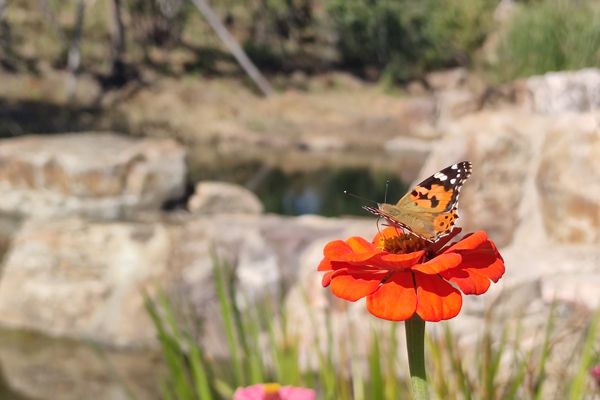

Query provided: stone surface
[0,217,173,348]
[526,68,600,113]
[0,212,373,353]
[0,132,186,219]
[425,67,469,91]
[423,110,600,248]
[435,88,482,121]
[0,329,162,400]
[383,136,432,159]
[187,181,264,215]
[537,117,600,243]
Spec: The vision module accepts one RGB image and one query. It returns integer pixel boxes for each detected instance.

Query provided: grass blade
[568,307,600,400]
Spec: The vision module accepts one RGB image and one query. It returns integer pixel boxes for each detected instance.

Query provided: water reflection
[0,328,162,400]
[194,163,408,216]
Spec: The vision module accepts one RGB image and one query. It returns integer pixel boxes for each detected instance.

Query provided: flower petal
[366,271,417,321]
[322,270,335,287]
[330,270,385,301]
[278,386,317,400]
[233,384,264,400]
[317,258,333,271]
[411,253,462,275]
[456,241,505,281]
[323,238,379,263]
[441,268,491,295]
[444,231,488,253]
[372,227,401,246]
[441,239,505,294]
[442,257,505,294]
[415,272,462,322]
[375,250,425,270]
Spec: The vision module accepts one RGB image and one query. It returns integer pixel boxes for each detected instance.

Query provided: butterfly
[363,161,472,242]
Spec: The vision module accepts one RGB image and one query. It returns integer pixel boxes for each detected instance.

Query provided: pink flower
[592,364,600,387]
[233,383,316,400]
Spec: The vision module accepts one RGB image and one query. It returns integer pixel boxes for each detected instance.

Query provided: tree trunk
[190,0,274,97]
[66,0,86,100]
[108,0,126,83]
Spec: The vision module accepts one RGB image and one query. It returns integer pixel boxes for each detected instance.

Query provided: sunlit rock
[0,132,186,219]
[187,181,264,215]
[526,68,600,113]
[0,217,173,348]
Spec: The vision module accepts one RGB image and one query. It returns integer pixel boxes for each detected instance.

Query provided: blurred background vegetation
[1,0,598,88]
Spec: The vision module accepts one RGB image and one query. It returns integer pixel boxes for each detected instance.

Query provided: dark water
[192,163,408,216]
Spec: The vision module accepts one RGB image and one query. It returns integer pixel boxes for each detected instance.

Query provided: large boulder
[526,68,600,113]
[0,213,373,351]
[423,110,600,247]
[187,181,264,215]
[0,217,174,348]
[0,132,186,219]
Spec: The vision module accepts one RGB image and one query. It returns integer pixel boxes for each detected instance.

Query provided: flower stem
[405,315,429,399]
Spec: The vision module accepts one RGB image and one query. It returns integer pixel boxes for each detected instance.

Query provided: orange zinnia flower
[318,228,504,321]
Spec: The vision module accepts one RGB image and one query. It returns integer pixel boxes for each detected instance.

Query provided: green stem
[405,315,429,400]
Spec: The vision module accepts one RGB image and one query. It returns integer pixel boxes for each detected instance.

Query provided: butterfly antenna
[343,190,379,206]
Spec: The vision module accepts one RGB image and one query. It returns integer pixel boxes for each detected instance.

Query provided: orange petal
[323,238,379,263]
[375,250,425,270]
[480,258,505,283]
[322,271,336,287]
[415,272,462,322]
[445,231,488,253]
[440,268,491,295]
[346,236,377,254]
[366,272,417,321]
[412,253,462,275]
[318,258,333,271]
[372,227,401,245]
[330,271,385,301]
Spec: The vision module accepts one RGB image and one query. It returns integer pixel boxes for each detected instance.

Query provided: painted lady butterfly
[364,161,472,242]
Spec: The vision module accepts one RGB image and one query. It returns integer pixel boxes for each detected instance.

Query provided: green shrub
[325,0,496,81]
[494,0,600,81]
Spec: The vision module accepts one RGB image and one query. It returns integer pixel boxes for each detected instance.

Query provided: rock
[405,80,428,96]
[0,212,373,354]
[0,132,186,219]
[435,88,482,121]
[383,136,432,159]
[422,110,600,247]
[537,116,600,243]
[0,329,162,400]
[526,68,600,113]
[425,68,469,91]
[0,217,173,348]
[298,135,348,153]
[187,181,264,215]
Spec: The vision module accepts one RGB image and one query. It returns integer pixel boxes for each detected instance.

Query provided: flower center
[378,232,429,254]
[262,383,282,400]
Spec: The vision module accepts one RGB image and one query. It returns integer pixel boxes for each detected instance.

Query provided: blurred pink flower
[233,383,316,400]
[592,364,600,387]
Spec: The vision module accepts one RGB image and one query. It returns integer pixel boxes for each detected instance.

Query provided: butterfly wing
[365,161,472,241]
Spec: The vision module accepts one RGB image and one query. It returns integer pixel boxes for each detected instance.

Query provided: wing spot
[450,178,456,184]
[434,172,447,181]
[430,196,439,208]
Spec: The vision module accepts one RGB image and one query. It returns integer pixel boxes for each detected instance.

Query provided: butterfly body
[364,161,472,242]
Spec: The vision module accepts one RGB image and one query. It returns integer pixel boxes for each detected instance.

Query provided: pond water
[191,163,409,216]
